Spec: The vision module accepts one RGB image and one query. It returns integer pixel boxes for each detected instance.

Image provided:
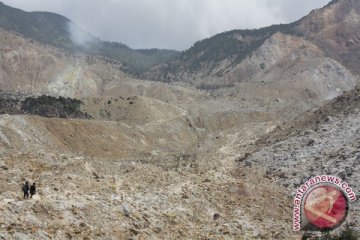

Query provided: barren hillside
[0,0,359,239]
[243,85,360,234]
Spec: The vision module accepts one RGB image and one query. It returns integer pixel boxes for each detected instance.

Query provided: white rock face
[244,88,360,232]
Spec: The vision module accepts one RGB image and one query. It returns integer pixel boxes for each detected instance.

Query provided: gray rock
[325,116,334,123]
[123,204,131,217]
[213,213,221,220]
[244,160,252,167]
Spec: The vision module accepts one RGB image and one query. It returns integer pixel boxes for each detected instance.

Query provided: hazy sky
[3,0,331,50]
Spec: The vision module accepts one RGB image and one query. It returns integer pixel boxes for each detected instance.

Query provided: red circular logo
[304,185,348,230]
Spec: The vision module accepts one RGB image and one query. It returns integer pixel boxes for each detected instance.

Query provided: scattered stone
[181,194,189,199]
[213,213,221,221]
[129,228,139,235]
[1,166,8,170]
[325,116,334,123]
[92,172,100,179]
[235,153,251,162]
[277,172,287,179]
[219,225,230,235]
[329,151,339,158]
[338,172,346,180]
[123,205,131,217]
[307,139,315,146]
[244,160,252,167]
[153,227,162,233]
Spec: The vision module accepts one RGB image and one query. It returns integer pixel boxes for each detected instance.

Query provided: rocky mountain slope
[1,0,358,108]
[145,0,360,93]
[0,28,195,102]
[145,23,298,82]
[142,0,360,132]
[0,15,356,126]
[243,85,360,234]
[212,32,357,103]
[0,0,359,239]
[0,2,178,74]
[295,0,360,75]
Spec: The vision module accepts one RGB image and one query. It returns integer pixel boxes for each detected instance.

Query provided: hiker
[22,181,29,199]
[30,183,36,198]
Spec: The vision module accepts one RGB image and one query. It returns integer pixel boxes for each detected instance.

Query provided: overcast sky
[3,0,330,50]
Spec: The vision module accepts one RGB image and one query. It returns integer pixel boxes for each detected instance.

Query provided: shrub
[21,95,88,119]
[196,82,235,90]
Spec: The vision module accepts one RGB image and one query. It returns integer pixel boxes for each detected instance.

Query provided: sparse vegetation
[155,22,301,79]
[0,97,21,114]
[184,23,299,68]
[196,82,235,90]
[0,94,91,119]
[21,95,90,119]
[0,2,179,75]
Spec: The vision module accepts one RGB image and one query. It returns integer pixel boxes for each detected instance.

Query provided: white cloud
[2,0,330,50]
[68,22,96,47]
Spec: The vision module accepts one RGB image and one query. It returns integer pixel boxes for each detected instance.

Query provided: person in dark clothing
[30,183,36,198]
[22,181,29,199]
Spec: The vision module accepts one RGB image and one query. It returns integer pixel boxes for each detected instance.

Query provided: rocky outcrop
[295,0,360,75]
[144,0,360,102]
[243,85,360,233]
[0,29,197,102]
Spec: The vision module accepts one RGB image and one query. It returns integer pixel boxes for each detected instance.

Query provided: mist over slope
[0,2,178,74]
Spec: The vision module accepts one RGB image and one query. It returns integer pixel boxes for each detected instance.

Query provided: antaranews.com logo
[293,175,357,232]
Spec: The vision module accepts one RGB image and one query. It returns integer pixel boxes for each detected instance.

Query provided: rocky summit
[0,0,359,239]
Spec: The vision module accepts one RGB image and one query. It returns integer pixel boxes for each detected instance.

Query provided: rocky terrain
[0,0,359,239]
[0,1,178,74]
[295,0,360,76]
[145,0,360,101]
[0,28,183,99]
[246,86,360,233]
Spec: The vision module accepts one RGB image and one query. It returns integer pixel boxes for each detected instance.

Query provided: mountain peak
[297,0,360,34]
[327,0,359,6]
[291,0,360,75]
[325,0,360,10]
